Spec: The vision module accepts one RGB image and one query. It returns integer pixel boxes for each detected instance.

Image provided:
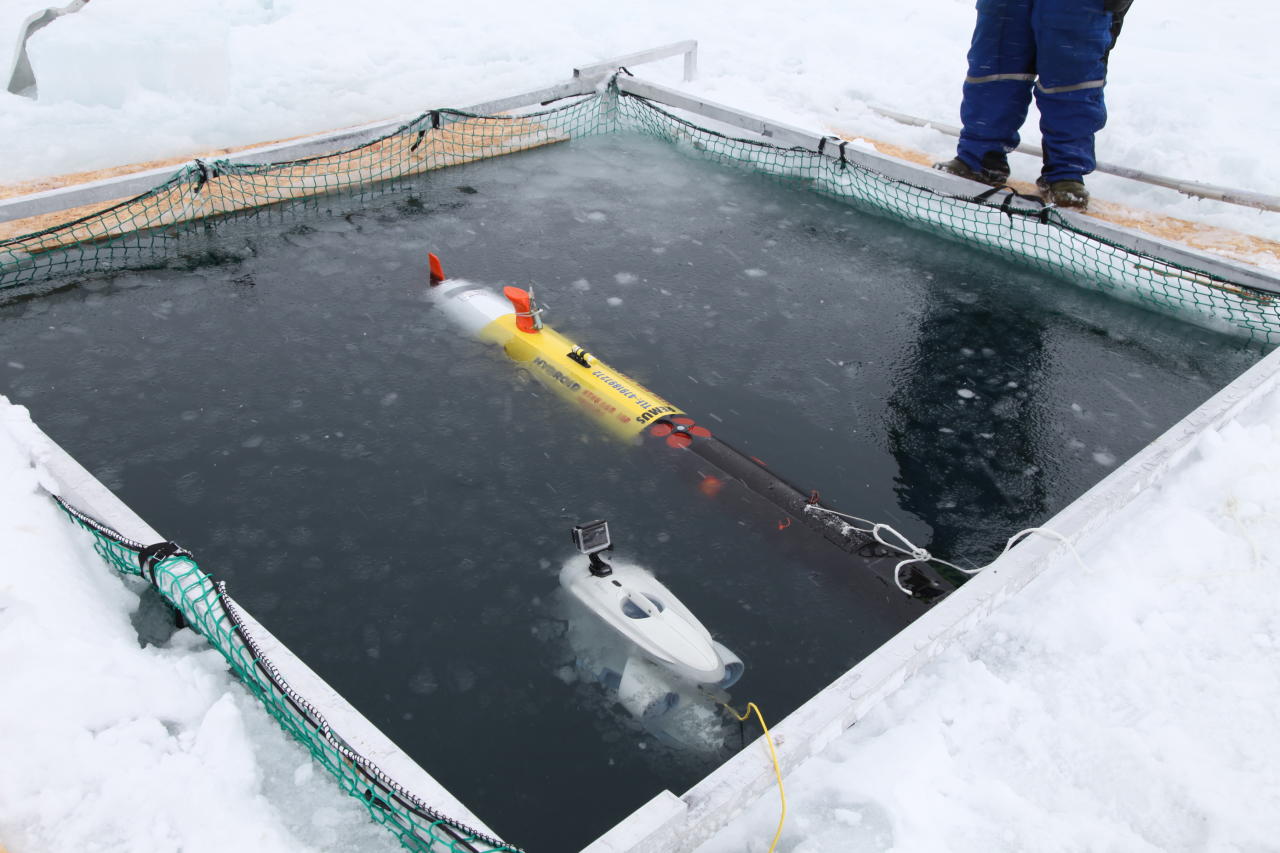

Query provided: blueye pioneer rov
[426,253,955,604]
[560,522,745,728]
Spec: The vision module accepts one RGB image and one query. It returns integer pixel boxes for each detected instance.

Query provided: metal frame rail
[6,40,1280,853]
[0,40,699,226]
[26,416,509,848]
[869,105,1280,213]
[611,76,1280,298]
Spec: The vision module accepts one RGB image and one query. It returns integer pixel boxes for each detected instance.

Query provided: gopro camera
[571,519,611,556]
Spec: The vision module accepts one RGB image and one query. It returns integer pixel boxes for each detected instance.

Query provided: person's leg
[954,0,1036,178]
[1031,0,1116,184]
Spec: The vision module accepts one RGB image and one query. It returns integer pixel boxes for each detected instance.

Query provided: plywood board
[836,132,1280,273]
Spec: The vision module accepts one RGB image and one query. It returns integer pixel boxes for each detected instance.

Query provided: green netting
[0,95,611,288]
[11,76,1279,852]
[54,496,520,853]
[3,82,1277,343]
[614,92,1280,345]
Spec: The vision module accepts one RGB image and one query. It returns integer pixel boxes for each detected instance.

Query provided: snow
[698,387,1280,853]
[0,0,1277,249]
[0,402,401,852]
[2,1,1280,852]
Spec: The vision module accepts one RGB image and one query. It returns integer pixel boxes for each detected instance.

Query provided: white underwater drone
[559,520,743,726]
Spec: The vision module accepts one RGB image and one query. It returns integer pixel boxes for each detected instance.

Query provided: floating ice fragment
[614,272,638,285]
[744,268,767,278]
[957,389,976,399]
[572,278,591,291]
[408,668,438,696]
[606,297,623,306]
[380,392,399,407]
[585,211,607,222]
[1092,451,1117,466]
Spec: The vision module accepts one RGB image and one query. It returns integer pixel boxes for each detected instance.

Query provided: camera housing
[572,519,611,555]
[572,520,613,576]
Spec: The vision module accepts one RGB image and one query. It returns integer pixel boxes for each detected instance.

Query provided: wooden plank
[833,131,1280,275]
[0,116,567,250]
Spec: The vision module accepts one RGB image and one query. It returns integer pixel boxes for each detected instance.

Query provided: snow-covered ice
[697,383,1280,853]
[2,0,1280,851]
[2,0,1277,251]
[0,401,400,853]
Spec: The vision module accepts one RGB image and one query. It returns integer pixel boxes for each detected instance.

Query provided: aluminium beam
[0,79,597,226]
[614,76,1280,298]
[23,415,509,847]
[870,105,1280,213]
[585,320,1280,853]
[0,39,703,228]
[574,39,697,83]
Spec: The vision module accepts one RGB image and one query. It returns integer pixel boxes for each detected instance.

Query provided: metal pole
[869,105,1280,214]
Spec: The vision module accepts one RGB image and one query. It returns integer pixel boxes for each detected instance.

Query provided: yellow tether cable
[723,701,787,853]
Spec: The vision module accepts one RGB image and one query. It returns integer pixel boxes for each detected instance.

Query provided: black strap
[973,184,1054,224]
[817,137,848,168]
[137,541,191,584]
[193,160,211,194]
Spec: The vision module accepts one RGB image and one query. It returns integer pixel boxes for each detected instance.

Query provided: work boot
[1037,177,1089,210]
[933,152,1010,187]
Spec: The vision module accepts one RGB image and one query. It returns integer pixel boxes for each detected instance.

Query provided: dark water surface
[0,134,1264,851]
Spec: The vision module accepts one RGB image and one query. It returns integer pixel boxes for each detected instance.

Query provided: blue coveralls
[956,0,1125,184]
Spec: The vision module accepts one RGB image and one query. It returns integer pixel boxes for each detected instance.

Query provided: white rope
[805,504,1091,595]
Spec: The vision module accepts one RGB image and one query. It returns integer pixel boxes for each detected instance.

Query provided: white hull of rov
[559,560,743,719]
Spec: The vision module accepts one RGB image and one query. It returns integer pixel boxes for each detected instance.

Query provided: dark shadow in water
[889,295,1050,568]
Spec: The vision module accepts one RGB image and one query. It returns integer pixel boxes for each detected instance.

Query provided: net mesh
[54,496,520,853]
[3,83,1276,342]
[615,93,1279,344]
[9,77,1280,851]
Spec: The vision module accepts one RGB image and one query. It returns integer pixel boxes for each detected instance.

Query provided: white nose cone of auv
[431,278,512,336]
